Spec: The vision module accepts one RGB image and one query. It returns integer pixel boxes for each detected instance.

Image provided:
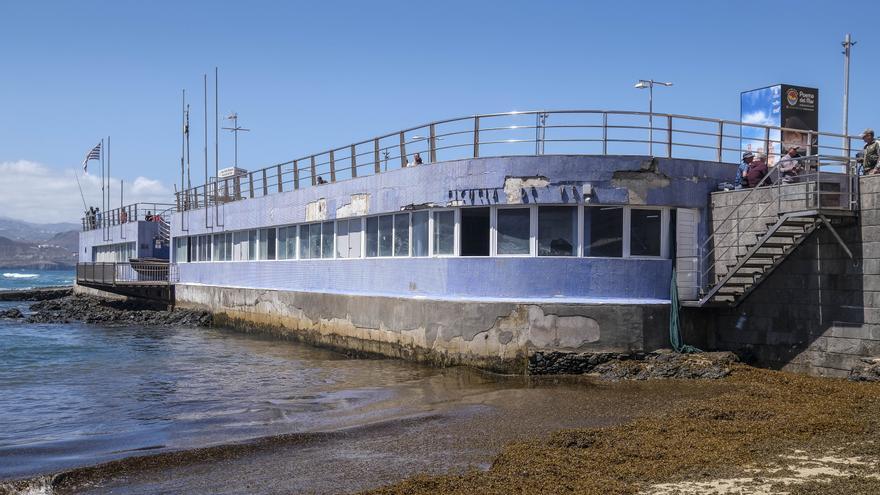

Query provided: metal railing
[699,155,858,294]
[176,109,862,211]
[81,202,176,232]
[76,262,179,285]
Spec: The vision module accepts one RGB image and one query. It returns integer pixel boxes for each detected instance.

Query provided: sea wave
[2,273,39,279]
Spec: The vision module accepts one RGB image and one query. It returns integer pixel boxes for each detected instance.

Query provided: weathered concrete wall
[700,175,879,377]
[175,284,670,373]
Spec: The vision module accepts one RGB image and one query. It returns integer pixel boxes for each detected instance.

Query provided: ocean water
[0,270,74,291]
[0,307,440,483]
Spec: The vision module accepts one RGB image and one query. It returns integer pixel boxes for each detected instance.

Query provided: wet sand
[48,369,731,495]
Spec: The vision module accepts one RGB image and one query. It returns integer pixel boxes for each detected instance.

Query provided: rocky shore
[0,289,213,327]
[0,286,71,301]
[25,294,212,327]
[529,349,737,380]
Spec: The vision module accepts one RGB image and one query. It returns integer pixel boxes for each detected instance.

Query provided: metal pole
[648,83,653,155]
[181,89,185,197]
[215,67,219,182]
[204,74,209,229]
[842,33,855,156]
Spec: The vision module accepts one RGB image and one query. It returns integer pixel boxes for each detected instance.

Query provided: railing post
[277,164,283,192]
[249,172,254,198]
[667,115,673,158]
[429,124,437,163]
[716,121,723,162]
[262,169,268,196]
[329,149,337,182]
[310,155,317,185]
[373,139,381,174]
[293,159,300,190]
[602,112,608,155]
[399,132,407,168]
[473,116,480,158]
[763,127,770,157]
[350,144,358,178]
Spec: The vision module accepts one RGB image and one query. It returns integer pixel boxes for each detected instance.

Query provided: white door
[675,208,700,301]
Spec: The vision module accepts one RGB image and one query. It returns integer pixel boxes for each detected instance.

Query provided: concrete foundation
[174,284,670,374]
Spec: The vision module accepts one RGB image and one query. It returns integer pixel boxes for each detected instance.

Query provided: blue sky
[0,0,875,222]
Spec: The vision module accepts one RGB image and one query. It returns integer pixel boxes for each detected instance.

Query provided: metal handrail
[699,154,857,294]
[176,109,863,211]
[76,262,178,285]
[82,202,176,231]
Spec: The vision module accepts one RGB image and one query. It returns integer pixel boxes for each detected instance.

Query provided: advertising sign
[740,84,818,165]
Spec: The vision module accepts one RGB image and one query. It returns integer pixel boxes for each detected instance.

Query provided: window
[233,230,248,261]
[309,223,321,259]
[630,208,662,257]
[321,222,334,259]
[174,237,188,263]
[538,206,577,256]
[278,226,297,260]
[496,208,530,255]
[366,217,379,258]
[393,213,409,257]
[412,211,429,257]
[584,206,623,257]
[433,210,454,255]
[299,224,312,259]
[337,218,362,259]
[248,230,257,261]
[258,228,276,260]
[460,208,490,256]
[378,215,393,257]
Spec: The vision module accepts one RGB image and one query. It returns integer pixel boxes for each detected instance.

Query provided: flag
[82,142,101,173]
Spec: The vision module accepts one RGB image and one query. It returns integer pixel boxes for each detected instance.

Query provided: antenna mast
[222,112,250,168]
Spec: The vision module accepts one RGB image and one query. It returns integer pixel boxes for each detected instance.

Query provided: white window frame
[492,205,534,257]
[625,206,669,260]
[431,208,458,257]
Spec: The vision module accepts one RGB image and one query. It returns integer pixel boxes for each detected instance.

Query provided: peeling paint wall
[176,284,669,373]
[335,193,370,218]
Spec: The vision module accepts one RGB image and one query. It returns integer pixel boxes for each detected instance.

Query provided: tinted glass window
[378,215,393,257]
[433,211,454,255]
[584,207,623,257]
[412,211,429,257]
[538,206,576,256]
[321,222,334,259]
[366,217,379,257]
[497,208,530,255]
[630,209,662,257]
[393,213,409,257]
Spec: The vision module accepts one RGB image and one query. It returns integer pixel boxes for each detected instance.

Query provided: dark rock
[0,308,23,318]
[27,294,212,327]
[849,359,880,382]
[0,287,72,301]
[528,350,738,381]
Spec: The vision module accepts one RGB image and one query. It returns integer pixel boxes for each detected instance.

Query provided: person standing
[746,153,769,188]
[777,146,802,184]
[861,129,880,175]
[735,152,753,189]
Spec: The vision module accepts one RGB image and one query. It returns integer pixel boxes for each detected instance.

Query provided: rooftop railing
[81,202,176,232]
[176,109,862,212]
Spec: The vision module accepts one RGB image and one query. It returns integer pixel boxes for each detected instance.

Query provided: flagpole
[181,89,185,206]
[107,135,111,224]
[101,138,105,234]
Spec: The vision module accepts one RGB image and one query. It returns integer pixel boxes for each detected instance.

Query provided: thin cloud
[0,160,172,224]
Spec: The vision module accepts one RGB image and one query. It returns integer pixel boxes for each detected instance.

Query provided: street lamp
[634,79,673,154]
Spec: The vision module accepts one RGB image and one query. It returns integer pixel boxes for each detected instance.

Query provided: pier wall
[174,283,669,373]
[698,175,880,377]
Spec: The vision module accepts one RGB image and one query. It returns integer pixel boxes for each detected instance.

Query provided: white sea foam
[2,273,39,279]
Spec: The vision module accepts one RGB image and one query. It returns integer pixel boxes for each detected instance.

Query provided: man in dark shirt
[745,153,769,188]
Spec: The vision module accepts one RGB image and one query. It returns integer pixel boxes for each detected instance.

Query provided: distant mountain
[0,217,80,243]
[0,234,78,269]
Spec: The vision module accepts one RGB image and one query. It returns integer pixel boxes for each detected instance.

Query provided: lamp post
[634,79,673,155]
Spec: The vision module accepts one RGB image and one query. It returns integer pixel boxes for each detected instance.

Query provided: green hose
[669,271,702,354]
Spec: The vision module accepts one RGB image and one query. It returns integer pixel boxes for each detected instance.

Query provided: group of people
[735,127,880,189]
[85,206,102,229]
